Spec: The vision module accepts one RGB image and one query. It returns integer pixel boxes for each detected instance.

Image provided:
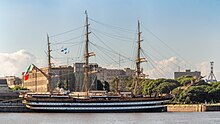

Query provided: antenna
[207,61,217,82]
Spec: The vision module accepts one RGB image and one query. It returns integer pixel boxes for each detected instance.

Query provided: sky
[0,0,220,79]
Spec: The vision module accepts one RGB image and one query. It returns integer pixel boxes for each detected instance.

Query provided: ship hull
[24,96,170,113]
[30,106,167,113]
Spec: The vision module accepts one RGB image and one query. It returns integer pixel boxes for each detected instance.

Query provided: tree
[157,82,179,94]
[177,76,193,86]
[11,86,28,91]
[56,80,62,88]
[63,79,68,90]
[96,80,103,90]
[177,85,210,103]
[142,78,180,97]
[104,81,110,92]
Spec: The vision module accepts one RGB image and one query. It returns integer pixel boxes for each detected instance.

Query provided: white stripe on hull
[27,105,166,110]
[27,100,169,106]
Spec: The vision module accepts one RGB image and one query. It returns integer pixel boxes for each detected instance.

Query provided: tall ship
[22,12,171,112]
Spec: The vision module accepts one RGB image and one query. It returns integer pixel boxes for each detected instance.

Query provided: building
[174,69,201,79]
[0,78,9,92]
[96,67,135,83]
[73,63,97,92]
[22,63,135,92]
[5,76,22,88]
[22,66,74,92]
[73,63,135,91]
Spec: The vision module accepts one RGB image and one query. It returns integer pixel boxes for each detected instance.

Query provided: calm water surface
[1,112,220,124]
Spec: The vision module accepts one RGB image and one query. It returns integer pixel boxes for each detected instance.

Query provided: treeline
[110,76,220,104]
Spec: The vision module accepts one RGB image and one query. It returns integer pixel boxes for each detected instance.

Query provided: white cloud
[144,59,218,80]
[196,61,209,77]
[100,56,184,79]
[0,50,44,77]
[145,57,183,79]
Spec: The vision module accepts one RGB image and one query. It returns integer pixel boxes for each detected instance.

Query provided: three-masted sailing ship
[22,12,171,112]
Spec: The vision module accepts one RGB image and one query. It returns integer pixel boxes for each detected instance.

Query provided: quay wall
[168,104,220,112]
[167,104,206,112]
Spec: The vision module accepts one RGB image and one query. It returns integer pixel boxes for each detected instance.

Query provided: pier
[167,104,220,112]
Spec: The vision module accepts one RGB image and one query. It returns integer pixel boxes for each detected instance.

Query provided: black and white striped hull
[25,99,169,113]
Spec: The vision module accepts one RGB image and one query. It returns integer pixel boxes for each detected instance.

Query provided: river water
[1,112,220,124]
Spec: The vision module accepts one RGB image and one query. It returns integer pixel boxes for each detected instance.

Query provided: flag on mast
[61,47,69,54]
[24,64,33,81]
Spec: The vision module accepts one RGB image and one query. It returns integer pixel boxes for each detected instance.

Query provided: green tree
[178,85,210,103]
[56,80,62,88]
[96,80,103,90]
[11,86,28,91]
[177,76,193,86]
[104,81,110,92]
[64,80,68,90]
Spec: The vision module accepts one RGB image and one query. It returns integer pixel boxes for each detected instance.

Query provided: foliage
[173,81,220,104]
[110,77,134,92]
[63,80,68,90]
[107,75,220,104]
[177,76,193,86]
[95,80,110,92]
[141,78,180,97]
[96,80,104,90]
[103,81,110,92]
[56,80,68,90]
[56,80,62,89]
[11,86,28,91]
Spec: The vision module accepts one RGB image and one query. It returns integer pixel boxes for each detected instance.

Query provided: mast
[115,77,119,94]
[84,11,94,96]
[134,20,145,96]
[47,34,52,92]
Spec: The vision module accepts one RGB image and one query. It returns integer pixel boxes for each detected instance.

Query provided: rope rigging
[89,18,136,34]
[140,24,194,70]
[47,16,194,79]
[50,26,85,38]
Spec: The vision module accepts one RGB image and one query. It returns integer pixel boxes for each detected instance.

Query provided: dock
[167,104,220,112]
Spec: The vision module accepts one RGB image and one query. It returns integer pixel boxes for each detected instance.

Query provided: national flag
[61,47,69,54]
[24,65,33,81]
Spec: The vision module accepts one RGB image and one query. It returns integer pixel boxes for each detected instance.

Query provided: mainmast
[84,11,94,96]
[47,34,52,92]
[134,20,145,96]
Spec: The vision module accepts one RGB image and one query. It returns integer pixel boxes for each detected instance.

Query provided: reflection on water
[0,112,220,124]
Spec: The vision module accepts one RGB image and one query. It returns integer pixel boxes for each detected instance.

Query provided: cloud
[0,50,38,77]
[196,61,210,77]
[145,57,183,79]
[100,56,184,79]
[145,59,218,80]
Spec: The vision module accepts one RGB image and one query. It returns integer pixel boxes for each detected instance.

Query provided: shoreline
[167,104,220,112]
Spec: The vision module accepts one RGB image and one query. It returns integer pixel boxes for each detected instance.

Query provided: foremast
[133,20,146,96]
[84,11,94,97]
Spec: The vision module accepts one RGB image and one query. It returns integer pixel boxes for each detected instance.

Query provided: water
[0,112,220,124]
